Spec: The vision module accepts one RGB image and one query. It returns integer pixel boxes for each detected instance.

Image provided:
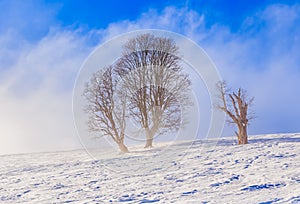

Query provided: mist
[1,2,299,155]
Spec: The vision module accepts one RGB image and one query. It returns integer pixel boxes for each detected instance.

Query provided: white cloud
[202,4,300,135]
[0,29,94,154]
[97,7,206,42]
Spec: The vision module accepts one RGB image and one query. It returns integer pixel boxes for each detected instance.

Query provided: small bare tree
[216,81,254,145]
[115,34,191,148]
[83,66,129,153]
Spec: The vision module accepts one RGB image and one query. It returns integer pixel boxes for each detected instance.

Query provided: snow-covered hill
[1,134,300,203]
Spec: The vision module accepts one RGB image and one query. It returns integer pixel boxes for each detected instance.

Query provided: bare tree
[216,81,254,145]
[115,34,191,148]
[83,66,129,153]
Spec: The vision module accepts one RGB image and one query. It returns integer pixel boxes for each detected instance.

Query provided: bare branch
[83,65,129,152]
[216,81,255,145]
[115,34,191,147]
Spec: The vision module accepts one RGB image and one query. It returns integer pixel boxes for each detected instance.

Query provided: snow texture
[0,134,299,203]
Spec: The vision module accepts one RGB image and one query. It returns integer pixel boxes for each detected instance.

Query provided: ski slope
[0,133,299,203]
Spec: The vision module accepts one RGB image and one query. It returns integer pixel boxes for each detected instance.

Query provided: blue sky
[2,0,298,42]
[48,0,298,31]
[0,0,300,154]
[46,0,262,30]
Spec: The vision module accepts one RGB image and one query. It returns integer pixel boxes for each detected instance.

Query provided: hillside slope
[0,134,300,203]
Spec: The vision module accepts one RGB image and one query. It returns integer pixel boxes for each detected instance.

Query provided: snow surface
[0,133,300,203]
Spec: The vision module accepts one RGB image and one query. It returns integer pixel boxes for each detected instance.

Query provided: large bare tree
[83,66,129,153]
[216,81,254,145]
[115,34,191,148]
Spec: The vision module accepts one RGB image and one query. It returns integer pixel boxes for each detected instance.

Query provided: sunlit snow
[1,133,299,203]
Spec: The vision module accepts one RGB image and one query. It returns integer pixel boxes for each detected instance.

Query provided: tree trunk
[118,142,129,153]
[144,138,153,148]
[237,124,248,145]
[144,128,153,148]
